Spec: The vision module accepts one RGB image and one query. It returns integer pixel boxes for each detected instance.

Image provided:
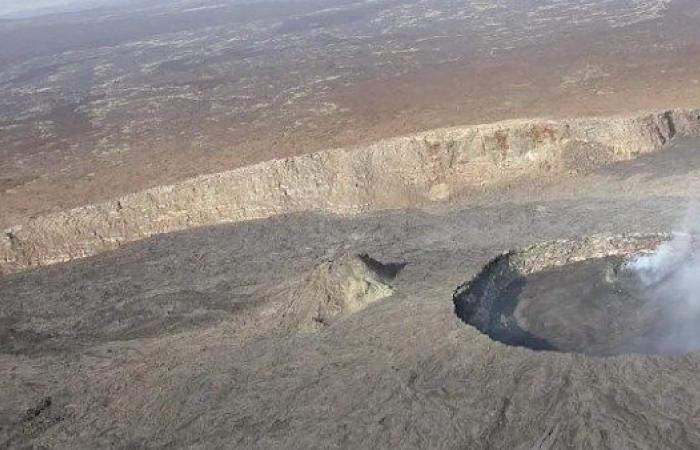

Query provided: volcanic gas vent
[453,233,700,356]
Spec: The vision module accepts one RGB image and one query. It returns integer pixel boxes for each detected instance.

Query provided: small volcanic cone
[281,253,405,332]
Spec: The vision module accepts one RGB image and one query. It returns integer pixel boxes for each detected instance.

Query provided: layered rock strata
[2,109,698,276]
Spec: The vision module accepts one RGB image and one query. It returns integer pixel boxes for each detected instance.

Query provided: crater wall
[2,109,699,276]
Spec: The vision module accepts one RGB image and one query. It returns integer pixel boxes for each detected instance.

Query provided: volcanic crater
[452,233,700,356]
[4,110,700,448]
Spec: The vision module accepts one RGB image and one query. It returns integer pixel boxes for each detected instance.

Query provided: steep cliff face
[2,109,699,276]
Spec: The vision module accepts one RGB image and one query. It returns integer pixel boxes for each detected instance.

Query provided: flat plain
[2,0,700,226]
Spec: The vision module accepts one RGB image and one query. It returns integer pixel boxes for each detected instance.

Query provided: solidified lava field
[3,136,700,448]
[4,1,700,448]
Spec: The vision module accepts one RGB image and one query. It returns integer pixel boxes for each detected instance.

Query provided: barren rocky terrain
[4,0,700,449]
[3,131,700,448]
[2,107,696,276]
[2,0,700,226]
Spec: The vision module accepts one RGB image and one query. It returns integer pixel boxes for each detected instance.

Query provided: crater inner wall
[1,109,698,276]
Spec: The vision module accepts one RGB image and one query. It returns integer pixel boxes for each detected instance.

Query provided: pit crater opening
[453,233,700,356]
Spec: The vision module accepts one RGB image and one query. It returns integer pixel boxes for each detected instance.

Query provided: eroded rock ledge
[2,109,699,276]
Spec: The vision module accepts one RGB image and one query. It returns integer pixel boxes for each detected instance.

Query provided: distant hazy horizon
[0,0,136,18]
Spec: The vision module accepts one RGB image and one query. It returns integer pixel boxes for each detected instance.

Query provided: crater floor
[3,137,700,448]
[504,256,665,356]
[468,251,700,357]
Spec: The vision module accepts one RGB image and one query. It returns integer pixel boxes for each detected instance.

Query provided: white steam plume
[625,202,700,354]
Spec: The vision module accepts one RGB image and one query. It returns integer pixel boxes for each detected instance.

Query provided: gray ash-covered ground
[3,137,700,448]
